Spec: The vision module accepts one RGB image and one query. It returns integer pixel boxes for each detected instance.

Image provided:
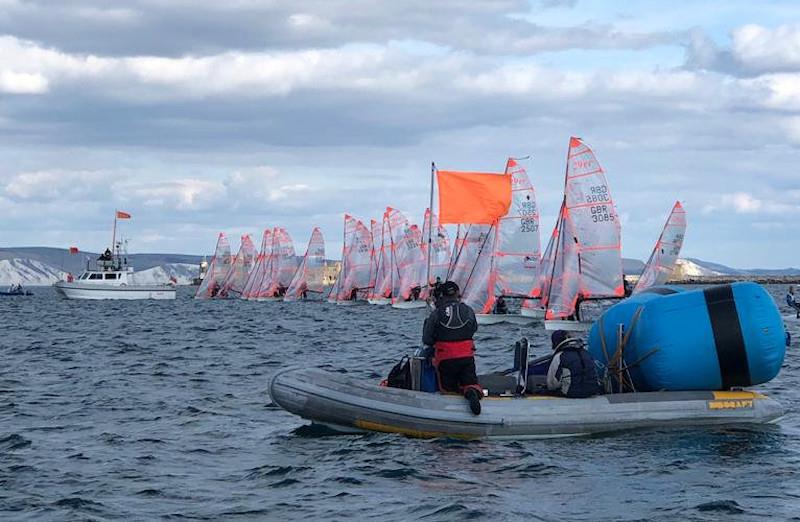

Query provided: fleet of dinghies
[194,137,688,325]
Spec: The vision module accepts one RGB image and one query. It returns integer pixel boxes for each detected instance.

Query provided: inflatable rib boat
[269,367,784,439]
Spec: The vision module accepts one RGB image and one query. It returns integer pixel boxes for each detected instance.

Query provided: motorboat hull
[269,368,784,439]
[54,281,175,300]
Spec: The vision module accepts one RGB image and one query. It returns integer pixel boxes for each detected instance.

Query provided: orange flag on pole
[436,170,512,225]
[116,210,131,219]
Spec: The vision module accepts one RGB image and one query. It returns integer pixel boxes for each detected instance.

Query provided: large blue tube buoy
[588,282,785,391]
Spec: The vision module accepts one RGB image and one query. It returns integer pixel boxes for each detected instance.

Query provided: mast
[425,162,435,294]
[111,210,118,256]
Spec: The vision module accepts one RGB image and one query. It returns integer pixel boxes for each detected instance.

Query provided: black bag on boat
[386,356,412,389]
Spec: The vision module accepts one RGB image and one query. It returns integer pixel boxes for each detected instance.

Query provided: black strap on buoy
[704,285,751,389]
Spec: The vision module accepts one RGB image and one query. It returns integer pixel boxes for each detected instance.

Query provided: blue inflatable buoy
[588,282,786,391]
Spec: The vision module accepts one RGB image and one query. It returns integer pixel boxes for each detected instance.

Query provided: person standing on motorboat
[547,330,601,398]
[422,281,483,415]
[787,286,800,319]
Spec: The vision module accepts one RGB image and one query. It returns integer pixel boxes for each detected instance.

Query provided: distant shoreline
[668,276,800,285]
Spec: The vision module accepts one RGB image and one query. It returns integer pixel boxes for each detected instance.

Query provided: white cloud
[731,24,800,73]
[0,70,47,93]
[3,169,112,200]
[703,192,797,215]
[121,179,225,210]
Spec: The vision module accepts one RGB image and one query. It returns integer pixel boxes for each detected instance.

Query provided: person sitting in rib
[422,281,483,415]
[547,330,601,398]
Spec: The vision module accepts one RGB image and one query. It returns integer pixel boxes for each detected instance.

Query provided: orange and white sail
[218,234,257,298]
[285,227,326,301]
[195,232,232,299]
[368,219,381,293]
[369,213,393,300]
[336,217,373,301]
[420,208,450,299]
[447,224,493,292]
[327,215,356,301]
[544,137,623,320]
[633,201,686,294]
[241,228,273,300]
[250,227,298,299]
[461,158,541,313]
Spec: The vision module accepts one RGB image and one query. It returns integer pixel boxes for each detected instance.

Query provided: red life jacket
[433,339,475,364]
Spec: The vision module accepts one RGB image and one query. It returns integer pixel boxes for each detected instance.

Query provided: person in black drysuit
[787,286,800,319]
[422,281,483,414]
[546,330,601,398]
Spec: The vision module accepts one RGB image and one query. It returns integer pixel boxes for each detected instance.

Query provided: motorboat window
[104,273,118,280]
[89,273,103,280]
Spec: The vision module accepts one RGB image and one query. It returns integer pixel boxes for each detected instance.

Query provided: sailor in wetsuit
[787,286,800,319]
[422,281,482,414]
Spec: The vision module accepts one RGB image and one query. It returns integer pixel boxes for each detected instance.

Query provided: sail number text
[585,185,610,203]
[590,204,614,223]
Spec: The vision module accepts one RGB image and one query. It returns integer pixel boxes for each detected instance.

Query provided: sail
[218,234,257,298]
[241,228,273,300]
[633,201,687,294]
[195,232,232,299]
[368,219,381,292]
[564,137,623,299]
[494,158,541,298]
[447,224,492,291]
[327,214,357,300]
[420,208,451,299]
[285,227,326,300]
[522,220,556,312]
[385,208,410,300]
[460,225,497,312]
[370,213,393,300]
[337,219,373,301]
[393,222,426,302]
[545,203,581,320]
[543,137,623,320]
[251,227,298,298]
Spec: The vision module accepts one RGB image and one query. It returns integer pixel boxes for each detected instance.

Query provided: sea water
[1,286,798,521]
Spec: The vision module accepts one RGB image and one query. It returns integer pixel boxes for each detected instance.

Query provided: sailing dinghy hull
[520,307,545,319]
[270,368,784,439]
[368,298,391,305]
[391,300,428,310]
[476,314,539,325]
[544,319,592,332]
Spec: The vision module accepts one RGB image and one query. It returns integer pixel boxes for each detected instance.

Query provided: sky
[0,0,799,268]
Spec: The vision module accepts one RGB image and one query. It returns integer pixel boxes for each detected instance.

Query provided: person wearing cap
[546,330,601,398]
[422,280,483,414]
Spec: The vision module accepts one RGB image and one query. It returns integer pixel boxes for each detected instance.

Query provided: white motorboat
[54,263,176,300]
[54,211,176,300]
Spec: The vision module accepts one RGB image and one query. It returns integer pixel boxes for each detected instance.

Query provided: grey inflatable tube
[269,368,784,439]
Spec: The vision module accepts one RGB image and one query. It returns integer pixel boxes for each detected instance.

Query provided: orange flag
[436,170,512,224]
[116,210,131,219]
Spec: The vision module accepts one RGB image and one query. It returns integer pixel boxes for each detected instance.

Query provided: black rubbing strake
[704,285,751,389]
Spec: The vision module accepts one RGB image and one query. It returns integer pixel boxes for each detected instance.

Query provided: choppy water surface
[1,286,799,521]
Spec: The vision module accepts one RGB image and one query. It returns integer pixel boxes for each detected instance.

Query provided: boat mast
[425,162,435,294]
[111,210,118,256]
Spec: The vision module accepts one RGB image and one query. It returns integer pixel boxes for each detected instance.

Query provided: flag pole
[425,162,435,295]
[111,210,117,254]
